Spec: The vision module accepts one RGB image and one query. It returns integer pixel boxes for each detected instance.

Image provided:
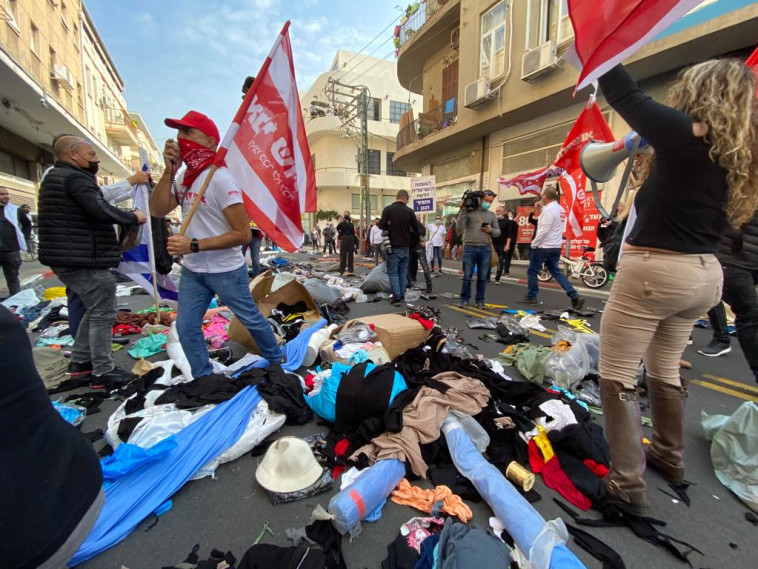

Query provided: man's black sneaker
[697,341,731,358]
[91,366,137,387]
[522,297,539,305]
[68,360,93,378]
[571,296,586,310]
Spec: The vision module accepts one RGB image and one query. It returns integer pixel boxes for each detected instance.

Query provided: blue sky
[86,0,401,148]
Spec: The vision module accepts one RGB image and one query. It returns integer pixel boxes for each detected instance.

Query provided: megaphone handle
[590,179,611,220]
[609,137,642,218]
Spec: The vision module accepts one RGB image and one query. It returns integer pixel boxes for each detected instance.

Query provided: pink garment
[202,314,230,349]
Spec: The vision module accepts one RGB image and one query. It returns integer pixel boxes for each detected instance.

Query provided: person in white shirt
[426,215,446,273]
[369,217,384,265]
[523,185,585,309]
[150,110,282,378]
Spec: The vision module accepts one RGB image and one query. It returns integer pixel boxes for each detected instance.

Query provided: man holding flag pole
[150,21,314,379]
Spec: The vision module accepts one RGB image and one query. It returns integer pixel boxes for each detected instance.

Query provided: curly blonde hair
[667,59,758,228]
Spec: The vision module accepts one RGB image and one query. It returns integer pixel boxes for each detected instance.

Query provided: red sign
[515,206,536,244]
[560,190,602,260]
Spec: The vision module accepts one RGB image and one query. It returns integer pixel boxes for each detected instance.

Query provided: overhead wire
[333,12,403,80]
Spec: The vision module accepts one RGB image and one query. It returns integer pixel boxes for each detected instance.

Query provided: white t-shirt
[176,167,246,274]
[426,222,446,247]
[530,200,565,249]
[370,224,384,245]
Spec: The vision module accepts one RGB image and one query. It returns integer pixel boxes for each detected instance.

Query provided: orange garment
[391,478,473,523]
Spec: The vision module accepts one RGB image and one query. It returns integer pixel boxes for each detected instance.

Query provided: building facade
[0,0,160,210]
[393,0,758,217]
[302,50,423,234]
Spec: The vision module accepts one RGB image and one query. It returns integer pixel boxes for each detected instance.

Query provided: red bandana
[179,138,219,189]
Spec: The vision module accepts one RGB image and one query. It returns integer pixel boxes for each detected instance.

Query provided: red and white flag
[216,21,316,252]
[566,0,707,91]
[559,170,586,239]
[498,166,552,198]
[555,99,615,172]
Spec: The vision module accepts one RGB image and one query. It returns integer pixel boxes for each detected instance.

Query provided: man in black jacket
[492,206,511,283]
[378,190,417,304]
[38,135,146,384]
[698,213,758,383]
[407,216,432,294]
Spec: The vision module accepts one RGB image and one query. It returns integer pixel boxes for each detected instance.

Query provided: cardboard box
[228,271,321,354]
[337,313,431,360]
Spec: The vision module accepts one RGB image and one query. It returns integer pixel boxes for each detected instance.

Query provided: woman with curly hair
[597,59,758,515]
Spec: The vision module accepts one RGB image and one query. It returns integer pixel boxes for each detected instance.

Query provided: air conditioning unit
[450,28,460,51]
[50,64,74,90]
[463,77,491,109]
[521,40,559,82]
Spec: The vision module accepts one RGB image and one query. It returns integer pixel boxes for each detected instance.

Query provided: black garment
[253,365,313,425]
[382,532,422,569]
[721,264,758,381]
[429,464,483,502]
[718,212,758,270]
[494,243,506,281]
[336,220,355,238]
[38,161,138,269]
[598,64,729,254]
[238,544,327,569]
[600,219,626,273]
[338,234,354,273]
[0,250,22,296]
[502,220,517,275]
[0,306,102,569]
[305,519,347,569]
[0,204,25,251]
[152,216,174,274]
[334,361,397,434]
[378,200,417,249]
[491,217,510,246]
[565,524,626,569]
[548,422,610,467]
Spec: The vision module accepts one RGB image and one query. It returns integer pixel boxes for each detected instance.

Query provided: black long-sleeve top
[598,65,729,253]
[378,201,417,249]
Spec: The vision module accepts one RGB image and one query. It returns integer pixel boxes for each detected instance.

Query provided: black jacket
[38,161,138,269]
[492,217,511,247]
[378,201,417,249]
[717,213,758,270]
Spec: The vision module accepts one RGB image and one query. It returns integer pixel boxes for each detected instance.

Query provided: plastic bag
[53,400,87,427]
[544,327,595,390]
[336,322,376,344]
[360,263,391,293]
[404,290,421,302]
[267,468,333,504]
[1,288,39,310]
[304,279,341,305]
[573,379,601,407]
[466,317,499,329]
[167,322,193,380]
[499,315,530,337]
[443,339,477,360]
[702,402,758,512]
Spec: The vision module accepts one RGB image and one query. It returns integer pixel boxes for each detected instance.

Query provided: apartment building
[393,0,758,217]
[302,50,423,232]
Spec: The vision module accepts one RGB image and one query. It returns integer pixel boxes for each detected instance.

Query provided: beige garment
[351,372,490,477]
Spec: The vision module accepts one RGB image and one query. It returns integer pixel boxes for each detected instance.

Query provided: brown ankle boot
[645,381,686,483]
[600,379,651,516]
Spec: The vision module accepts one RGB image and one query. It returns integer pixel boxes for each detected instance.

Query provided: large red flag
[567,0,707,91]
[554,100,615,172]
[216,21,316,252]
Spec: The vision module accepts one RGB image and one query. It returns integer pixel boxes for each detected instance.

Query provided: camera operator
[456,190,499,309]
[378,190,417,304]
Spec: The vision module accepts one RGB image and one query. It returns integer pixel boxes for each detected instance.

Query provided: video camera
[462,190,486,212]
[381,230,392,256]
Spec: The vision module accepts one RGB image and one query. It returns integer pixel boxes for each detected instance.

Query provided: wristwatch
[190,238,200,253]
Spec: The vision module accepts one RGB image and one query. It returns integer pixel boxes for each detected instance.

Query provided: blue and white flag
[117,150,178,303]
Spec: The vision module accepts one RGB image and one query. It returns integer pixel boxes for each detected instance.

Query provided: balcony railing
[396,98,457,151]
[398,0,450,49]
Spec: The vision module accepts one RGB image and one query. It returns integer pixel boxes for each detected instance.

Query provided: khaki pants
[599,251,722,389]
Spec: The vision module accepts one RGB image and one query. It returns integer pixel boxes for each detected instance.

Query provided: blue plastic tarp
[71,387,262,565]
[442,415,586,569]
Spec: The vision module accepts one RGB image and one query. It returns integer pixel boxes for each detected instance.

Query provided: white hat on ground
[255,436,324,493]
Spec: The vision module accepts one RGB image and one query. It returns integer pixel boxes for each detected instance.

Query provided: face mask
[85,161,99,175]
[481,202,491,210]
[179,137,217,188]
[435,220,441,224]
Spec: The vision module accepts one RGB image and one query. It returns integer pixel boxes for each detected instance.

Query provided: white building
[302,50,422,229]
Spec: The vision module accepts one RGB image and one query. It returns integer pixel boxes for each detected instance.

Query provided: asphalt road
[16,252,756,569]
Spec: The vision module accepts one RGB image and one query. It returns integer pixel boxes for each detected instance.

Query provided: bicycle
[537,246,609,289]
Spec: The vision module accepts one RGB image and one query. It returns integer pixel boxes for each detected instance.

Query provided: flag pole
[180,21,291,237]
[141,184,162,316]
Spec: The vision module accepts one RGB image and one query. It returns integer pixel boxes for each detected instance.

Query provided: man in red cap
[150,111,282,377]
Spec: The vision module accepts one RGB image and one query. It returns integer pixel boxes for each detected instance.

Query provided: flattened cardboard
[336,313,430,360]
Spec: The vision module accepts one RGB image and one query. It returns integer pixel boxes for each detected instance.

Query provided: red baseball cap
[164,111,220,143]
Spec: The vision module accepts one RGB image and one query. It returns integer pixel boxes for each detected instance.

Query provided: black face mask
[85,161,99,175]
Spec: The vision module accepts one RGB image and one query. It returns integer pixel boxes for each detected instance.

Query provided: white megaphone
[580,131,651,183]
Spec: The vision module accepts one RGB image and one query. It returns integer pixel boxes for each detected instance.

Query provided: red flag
[555,100,615,172]
[498,166,551,197]
[567,0,707,91]
[217,21,316,253]
[559,170,586,240]
[747,45,758,100]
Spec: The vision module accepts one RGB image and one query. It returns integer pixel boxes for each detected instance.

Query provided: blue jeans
[527,247,578,300]
[430,246,443,271]
[460,245,491,303]
[386,247,409,300]
[177,264,282,377]
[241,234,262,277]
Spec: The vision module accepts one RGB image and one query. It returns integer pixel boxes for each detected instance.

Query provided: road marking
[444,305,552,339]
[691,380,758,402]
[701,374,758,395]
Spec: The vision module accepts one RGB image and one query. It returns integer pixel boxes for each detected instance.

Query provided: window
[386,152,405,177]
[49,46,57,68]
[4,0,19,32]
[480,1,507,78]
[0,149,31,180]
[389,101,411,124]
[61,2,69,30]
[382,195,395,209]
[351,194,377,211]
[442,60,459,108]
[30,21,40,54]
[367,97,382,122]
[76,81,83,108]
[358,149,381,175]
[526,0,573,50]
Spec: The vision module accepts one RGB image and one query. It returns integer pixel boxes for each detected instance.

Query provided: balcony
[105,107,139,147]
[397,0,460,92]
[396,99,457,152]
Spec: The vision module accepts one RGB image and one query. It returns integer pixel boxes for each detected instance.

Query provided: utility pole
[324,78,371,254]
